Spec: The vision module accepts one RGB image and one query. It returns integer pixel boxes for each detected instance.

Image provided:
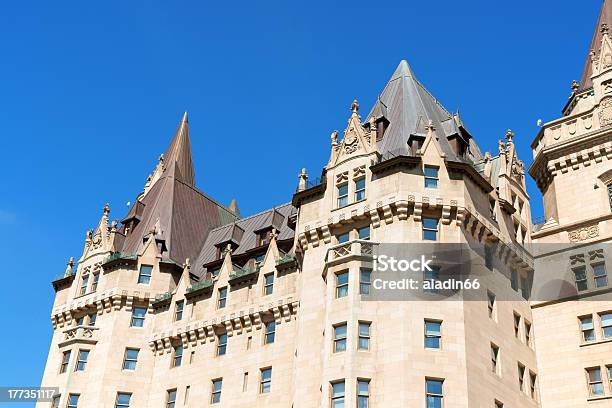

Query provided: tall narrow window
[217,287,227,309]
[608,366,612,393]
[485,245,494,270]
[174,301,184,322]
[243,372,249,392]
[115,393,131,408]
[88,313,97,326]
[529,372,537,399]
[357,379,370,408]
[423,266,440,294]
[336,272,349,298]
[593,263,608,288]
[487,291,496,320]
[334,323,347,352]
[331,380,345,408]
[491,343,500,375]
[337,183,348,208]
[513,312,521,338]
[67,394,79,408]
[587,367,604,396]
[91,273,99,292]
[422,218,439,241]
[166,389,177,408]
[80,275,89,296]
[580,316,595,342]
[573,266,588,291]
[138,265,152,284]
[184,386,190,405]
[130,307,146,327]
[172,345,183,367]
[211,378,222,404]
[358,226,370,240]
[260,367,272,394]
[217,334,227,356]
[359,269,371,295]
[264,321,276,345]
[424,320,442,349]
[510,269,519,291]
[264,273,274,296]
[608,184,612,211]
[601,313,612,338]
[59,350,71,373]
[354,177,366,201]
[524,320,532,346]
[518,363,525,392]
[75,350,89,371]
[425,379,443,408]
[122,348,139,370]
[424,166,439,188]
[358,322,371,350]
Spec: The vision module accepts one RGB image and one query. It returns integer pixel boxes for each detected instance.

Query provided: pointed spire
[577,0,612,92]
[228,199,240,218]
[163,112,196,186]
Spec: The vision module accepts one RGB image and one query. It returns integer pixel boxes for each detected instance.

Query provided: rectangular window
[573,266,588,291]
[88,313,97,326]
[601,313,612,338]
[580,316,595,342]
[423,266,440,294]
[217,334,227,356]
[243,372,249,392]
[424,166,439,188]
[217,287,227,309]
[518,363,525,392]
[210,267,220,278]
[422,218,438,241]
[130,307,146,327]
[75,349,89,371]
[359,269,371,295]
[587,367,604,396]
[334,323,347,353]
[357,379,370,408]
[337,183,348,208]
[166,389,176,408]
[424,320,442,349]
[174,301,184,321]
[264,321,276,345]
[510,269,519,291]
[331,380,345,408]
[426,378,443,408]
[609,366,612,393]
[513,312,521,338]
[336,272,349,298]
[184,386,190,405]
[524,320,532,347]
[491,343,500,374]
[264,273,274,296]
[355,177,366,202]
[211,379,222,404]
[593,263,608,288]
[529,371,537,399]
[115,393,131,408]
[172,345,183,367]
[91,273,99,292]
[609,184,612,211]
[520,276,530,300]
[260,367,272,394]
[257,231,270,247]
[76,316,84,326]
[358,226,370,240]
[138,265,152,284]
[337,232,350,244]
[59,350,71,373]
[80,276,89,296]
[358,322,371,351]
[485,245,494,270]
[122,348,139,370]
[487,291,496,320]
[67,394,79,408]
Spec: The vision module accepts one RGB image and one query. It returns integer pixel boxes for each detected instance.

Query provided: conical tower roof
[163,112,195,186]
[578,0,612,92]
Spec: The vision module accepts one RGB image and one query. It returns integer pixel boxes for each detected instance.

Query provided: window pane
[423,218,438,229]
[358,227,370,240]
[338,184,348,196]
[332,382,345,396]
[424,167,438,178]
[424,178,438,188]
[423,229,437,241]
[337,272,348,285]
[425,321,441,335]
[337,233,349,243]
[426,379,443,394]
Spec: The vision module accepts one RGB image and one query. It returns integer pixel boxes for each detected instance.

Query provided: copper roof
[578,0,612,92]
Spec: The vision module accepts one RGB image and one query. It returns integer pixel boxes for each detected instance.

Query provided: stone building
[38,1,612,407]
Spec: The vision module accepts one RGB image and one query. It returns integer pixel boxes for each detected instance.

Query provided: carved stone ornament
[568,225,599,242]
[598,97,612,128]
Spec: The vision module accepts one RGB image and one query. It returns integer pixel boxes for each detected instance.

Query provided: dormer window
[257,230,271,247]
[424,166,439,189]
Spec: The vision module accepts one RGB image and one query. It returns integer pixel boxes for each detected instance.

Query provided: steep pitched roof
[366,60,482,163]
[116,114,236,265]
[578,0,612,92]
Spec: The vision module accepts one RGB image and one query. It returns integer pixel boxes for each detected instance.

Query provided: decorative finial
[158,154,164,163]
[351,99,360,114]
[331,130,338,146]
[298,168,309,191]
[425,119,436,133]
[103,203,110,215]
[86,229,93,240]
[498,139,506,154]
[111,220,118,232]
[66,256,74,274]
[184,257,191,269]
[505,129,514,143]
[369,115,377,131]
[572,80,579,92]
[602,23,609,34]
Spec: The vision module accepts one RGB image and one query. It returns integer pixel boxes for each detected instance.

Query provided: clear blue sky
[0,0,601,402]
